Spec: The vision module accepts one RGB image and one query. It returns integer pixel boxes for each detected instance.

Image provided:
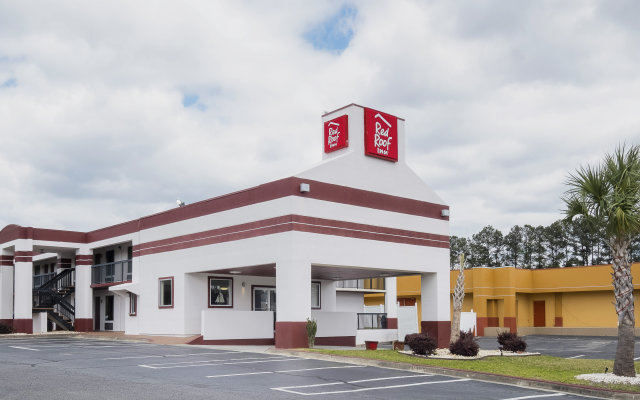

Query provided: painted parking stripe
[501,394,566,400]
[104,351,237,360]
[206,365,366,378]
[565,355,585,359]
[272,377,469,396]
[9,346,40,351]
[140,356,300,369]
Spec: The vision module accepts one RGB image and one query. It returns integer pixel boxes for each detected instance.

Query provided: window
[311,281,321,309]
[209,277,233,307]
[159,277,174,308]
[129,293,137,316]
[253,286,275,311]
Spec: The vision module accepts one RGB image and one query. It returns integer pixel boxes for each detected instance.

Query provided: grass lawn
[306,349,640,393]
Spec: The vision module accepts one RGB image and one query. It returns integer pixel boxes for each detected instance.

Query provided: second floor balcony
[91,260,132,286]
[336,278,385,291]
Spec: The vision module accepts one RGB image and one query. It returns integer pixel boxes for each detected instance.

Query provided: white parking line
[272,377,469,396]
[206,365,366,378]
[9,346,40,351]
[104,351,236,360]
[565,355,585,359]
[140,356,299,369]
[501,394,566,400]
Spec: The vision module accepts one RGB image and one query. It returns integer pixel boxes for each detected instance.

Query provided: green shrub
[306,318,317,348]
[449,330,479,356]
[404,333,437,356]
[497,331,527,352]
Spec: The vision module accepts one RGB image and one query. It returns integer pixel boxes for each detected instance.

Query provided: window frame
[208,276,233,308]
[311,281,321,309]
[129,292,137,316]
[158,276,174,309]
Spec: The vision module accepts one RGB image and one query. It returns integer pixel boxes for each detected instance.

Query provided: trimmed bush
[0,322,12,334]
[404,333,437,356]
[497,331,527,352]
[449,330,479,357]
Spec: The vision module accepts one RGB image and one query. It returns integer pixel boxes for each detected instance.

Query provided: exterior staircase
[32,268,75,331]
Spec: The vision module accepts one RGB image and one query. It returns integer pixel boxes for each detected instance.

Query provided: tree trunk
[610,238,636,377]
[451,262,465,343]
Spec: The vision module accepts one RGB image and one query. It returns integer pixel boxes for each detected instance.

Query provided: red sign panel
[364,108,398,162]
[324,115,349,153]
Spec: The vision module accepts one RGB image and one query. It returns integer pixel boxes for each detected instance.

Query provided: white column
[384,277,397,319]
[14,240,33,333]
[275,258,311,348]
[420,271,451,347]
[74,249,94,331]
[0,251,14,324]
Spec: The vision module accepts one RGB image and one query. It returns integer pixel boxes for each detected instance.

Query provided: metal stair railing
[33,268,75,330]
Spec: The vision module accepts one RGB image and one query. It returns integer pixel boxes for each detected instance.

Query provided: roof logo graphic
[374,113,391,128]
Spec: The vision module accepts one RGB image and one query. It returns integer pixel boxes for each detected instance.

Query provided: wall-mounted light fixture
[299,183,310,193]
[241,281,246,288]
[441,209,450,217]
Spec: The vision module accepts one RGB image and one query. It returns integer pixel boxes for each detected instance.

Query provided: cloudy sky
[1,0,640,238]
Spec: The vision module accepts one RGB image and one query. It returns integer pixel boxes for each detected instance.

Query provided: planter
[365,340,378,350]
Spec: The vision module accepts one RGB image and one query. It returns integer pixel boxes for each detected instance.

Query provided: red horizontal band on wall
[2,177,449,245]
[75,255,93,266]
[14,251,35,263]
[0,255,13,266]
[133,214,449,257]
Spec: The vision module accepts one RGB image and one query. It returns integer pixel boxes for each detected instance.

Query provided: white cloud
[1,0,640,238]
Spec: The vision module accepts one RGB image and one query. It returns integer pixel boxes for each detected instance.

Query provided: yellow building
[365,264,640,336]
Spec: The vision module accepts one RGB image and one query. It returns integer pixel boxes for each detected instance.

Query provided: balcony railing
[357,313,388,329]
[336,278,385,290]
[33,273,56,289]
[91,260,132,285]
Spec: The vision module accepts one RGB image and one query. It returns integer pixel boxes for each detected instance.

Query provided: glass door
[253,287,276,311]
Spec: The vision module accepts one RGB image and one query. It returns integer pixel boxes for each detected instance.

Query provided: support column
[0,253,14,328]
[74,251,94,332]
[275,259,311,348]
[384,277,398,329]
[420,272,450,348]
[14,240,34,333]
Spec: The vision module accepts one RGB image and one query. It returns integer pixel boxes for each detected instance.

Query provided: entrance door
[253,287,276,330]
[94,297,101,331]
[533,301,546,327]
[105,295,114,331]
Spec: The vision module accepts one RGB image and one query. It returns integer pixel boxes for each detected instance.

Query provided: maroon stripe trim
[0,255,13,266]
[75,255,93,265]
[3,177,448,245]
[133,215,448,257]
[14,251,34,263]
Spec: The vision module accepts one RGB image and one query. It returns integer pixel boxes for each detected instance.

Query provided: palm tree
[564,145,640,377]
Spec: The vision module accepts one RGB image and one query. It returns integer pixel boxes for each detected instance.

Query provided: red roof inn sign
[324,107,399,162]
[323,114,348,153]
[364,108,398,162]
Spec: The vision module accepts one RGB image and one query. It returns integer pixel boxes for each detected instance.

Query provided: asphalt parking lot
[477,335,640,360]
[0,336,600,400]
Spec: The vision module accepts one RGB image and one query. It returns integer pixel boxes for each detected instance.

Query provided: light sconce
[241,281,246,288]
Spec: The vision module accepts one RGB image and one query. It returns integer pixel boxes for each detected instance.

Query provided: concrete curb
[267,349,640,400]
